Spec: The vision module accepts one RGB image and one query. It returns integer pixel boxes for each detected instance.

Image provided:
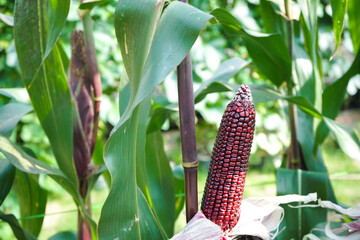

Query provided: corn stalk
[177,0,198,222]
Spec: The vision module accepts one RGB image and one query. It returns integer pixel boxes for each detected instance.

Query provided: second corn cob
[201,84,256,232]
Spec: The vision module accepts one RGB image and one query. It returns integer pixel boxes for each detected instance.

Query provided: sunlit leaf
[259,0,286,35]
[250,84,322,119]
[98,1,166,237]
[285,96,322,119]
[250,84,284,103]
[57,41,69,74]
[0,90,14,103]
[298,0,322,111]
[330,0,348,56]
[0,89,29,104]
[211,8,291,87]
[316,50,360,144]
[79,0,110,10]
[115,0,163,95]
[194,57,249,103]
[0,13,13,26]
[45,0,70,62]
[324,117,360,162]
[195,82,233,104]
[14,0,78,186]
[98,1,212,239]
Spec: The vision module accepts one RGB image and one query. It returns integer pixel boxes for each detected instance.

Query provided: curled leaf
[171,193,318,240]
[228,193,317,240]
[318,200,360,219]
[325,215,360,240]
[170,211,222,240]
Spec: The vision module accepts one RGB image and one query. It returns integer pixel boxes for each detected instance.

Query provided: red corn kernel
[201,84,255,232]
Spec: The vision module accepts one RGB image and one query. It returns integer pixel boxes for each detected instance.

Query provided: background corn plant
[207,1,360,238]
[0,0,359,239]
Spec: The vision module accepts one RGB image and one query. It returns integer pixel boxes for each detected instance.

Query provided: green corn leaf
[296,110,337,202]
[0,90,14,103]
[285,96,322,120]
[194,57,249,103]
[147,107,173,134]
[195,82,233,104]
[49,231,77,240]
[330,0,348,57]
[137,187,165,239]
[14,0,78,186]
[0,89,30,104]
[44,0,70,62]
[57,41,70,74]
[298,0,322,111]
[98,1,165,238]
[0,13,13,26]
[146,131,175,237]
[0,136,94,230]
[0,103,32,137]
[324,117,360,162]
[98,101,158,239]
[316,49,360,145]
[173,165,185,220]
[348,0,360,53]
[259,0,286,35]
[251,85,335,200]
[276,168,328,239]
[135,96,153,211]
[0,159,15,207]
[250,84,285,102]
[297,111,327,172]
[98,1,212,239]
[13,171,47,237]
[250,84,322,119]
[0,213,37,240]
[211,8,291,87]
[294,0,338,201]
[118,71,131,117]
[79,0,110,10]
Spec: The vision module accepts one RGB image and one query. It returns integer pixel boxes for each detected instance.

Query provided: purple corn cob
[201,84,256,232]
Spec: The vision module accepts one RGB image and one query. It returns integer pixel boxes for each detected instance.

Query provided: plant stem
[284,0,303,169]
[177,36,198,222]
[177,54,198,222]
[78,179,91,240]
